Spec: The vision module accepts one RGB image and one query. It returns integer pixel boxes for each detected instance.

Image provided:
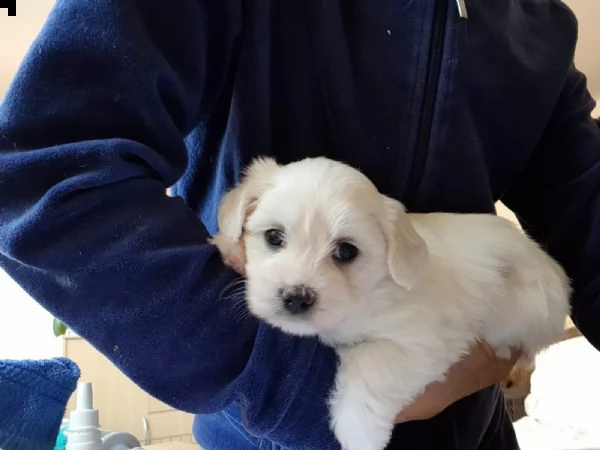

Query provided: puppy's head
[211,157,428,336]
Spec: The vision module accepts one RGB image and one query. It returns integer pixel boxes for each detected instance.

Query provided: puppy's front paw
[331,401,392,450]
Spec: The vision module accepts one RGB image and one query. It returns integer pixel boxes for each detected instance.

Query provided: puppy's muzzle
[279,285,318,315]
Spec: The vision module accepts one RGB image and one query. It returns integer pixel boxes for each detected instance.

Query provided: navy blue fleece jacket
[1,1,599,449]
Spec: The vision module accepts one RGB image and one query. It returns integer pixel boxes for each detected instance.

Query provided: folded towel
[0,357,80,450]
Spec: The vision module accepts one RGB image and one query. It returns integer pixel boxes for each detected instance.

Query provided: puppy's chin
[269,318,323,337]
[246,299,344,337]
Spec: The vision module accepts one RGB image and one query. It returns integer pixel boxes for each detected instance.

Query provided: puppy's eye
[265,228,285,249]
[333,242,359,263]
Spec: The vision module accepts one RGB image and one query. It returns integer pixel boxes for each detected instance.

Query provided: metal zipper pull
[456,0,468,19]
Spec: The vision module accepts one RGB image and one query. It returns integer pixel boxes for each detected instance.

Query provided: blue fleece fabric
[1,1,599,449]
[0,358,80,450]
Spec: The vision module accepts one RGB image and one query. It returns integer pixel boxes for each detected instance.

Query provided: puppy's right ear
[215,156,279,242]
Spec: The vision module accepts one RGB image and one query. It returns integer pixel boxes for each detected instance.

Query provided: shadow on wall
[564,0,600,114]
[0,0,55,99]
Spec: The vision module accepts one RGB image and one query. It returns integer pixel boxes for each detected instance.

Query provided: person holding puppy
[1,1,598,449]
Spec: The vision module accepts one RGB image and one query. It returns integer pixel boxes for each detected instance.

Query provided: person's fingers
[483,343,523,386]
[395,341,523,424]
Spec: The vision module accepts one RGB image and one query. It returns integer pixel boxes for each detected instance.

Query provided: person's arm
[502,63,600,348]
[0,1,339,446]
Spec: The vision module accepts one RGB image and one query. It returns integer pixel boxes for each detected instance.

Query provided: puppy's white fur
[210,156,571,450]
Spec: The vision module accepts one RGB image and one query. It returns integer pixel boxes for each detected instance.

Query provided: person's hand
[395,341,521,423]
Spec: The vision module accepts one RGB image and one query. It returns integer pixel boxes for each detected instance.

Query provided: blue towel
[0,357,80,450]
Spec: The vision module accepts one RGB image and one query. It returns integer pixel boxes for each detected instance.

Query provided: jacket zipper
[405,0,448,201]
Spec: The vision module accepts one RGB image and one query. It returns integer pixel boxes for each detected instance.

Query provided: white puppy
[209,156,571,450]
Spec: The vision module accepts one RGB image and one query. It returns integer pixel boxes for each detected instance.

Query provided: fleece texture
[0,358,80,450]
[1,1,599,449]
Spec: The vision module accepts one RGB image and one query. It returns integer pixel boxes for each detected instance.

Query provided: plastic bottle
[66,382,102,450]
[65,382,143,450]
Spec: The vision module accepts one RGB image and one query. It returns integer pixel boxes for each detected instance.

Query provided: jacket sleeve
[502,63,600,350]
[0,0,339,446]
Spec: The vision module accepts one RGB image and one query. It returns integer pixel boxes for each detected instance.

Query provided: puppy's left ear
[381,195,429,290]
[215,156,280,242]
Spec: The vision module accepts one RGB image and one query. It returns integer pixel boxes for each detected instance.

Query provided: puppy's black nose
[280,285,317,315]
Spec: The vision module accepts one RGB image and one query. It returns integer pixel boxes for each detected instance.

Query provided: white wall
[0,0,55,99]
[0,271,61,359]
[1,0,60,360]
[564,0,600,113]
[0,1,599,360]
